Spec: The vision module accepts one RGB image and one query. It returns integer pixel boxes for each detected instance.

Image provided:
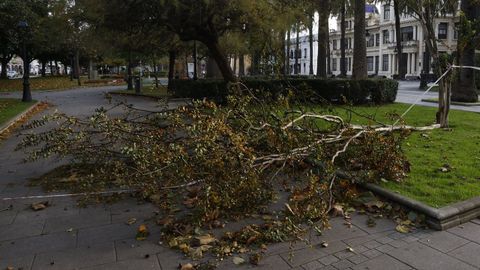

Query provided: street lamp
[18,21,31,102]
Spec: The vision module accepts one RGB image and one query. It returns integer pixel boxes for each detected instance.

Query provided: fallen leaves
[395,224,410,234]
[192,234,217,246]
[232,256,245,265]
[126,218,137,225]
[331,204,344,217]
[31,201,50,211]
[178,263,194,270]
[136,224,149,241]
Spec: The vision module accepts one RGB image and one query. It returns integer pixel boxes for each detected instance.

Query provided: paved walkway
[1,86,480,270]
[396,81,480,113]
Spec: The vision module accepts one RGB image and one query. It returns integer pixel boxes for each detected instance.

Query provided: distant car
[7,70,17,79]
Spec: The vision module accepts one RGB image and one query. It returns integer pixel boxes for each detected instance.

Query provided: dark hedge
[171,78,399,105]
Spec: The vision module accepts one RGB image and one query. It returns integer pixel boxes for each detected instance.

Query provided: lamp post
[18,21,31,102]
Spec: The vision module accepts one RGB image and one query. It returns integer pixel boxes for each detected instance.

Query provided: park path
[396,81,480,113]
[1,86,480,270]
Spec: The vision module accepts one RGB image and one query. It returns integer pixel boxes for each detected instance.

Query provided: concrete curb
[0,101,41,136]
[362,183,480,230]
[421,98,480,107]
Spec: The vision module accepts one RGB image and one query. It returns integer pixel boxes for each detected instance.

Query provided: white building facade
[288,4,458,79]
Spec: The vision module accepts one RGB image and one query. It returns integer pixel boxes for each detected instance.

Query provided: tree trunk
[41,60,47,77]
[153,59,159,88]
[340,2,347,77]
[317,3,329,78]
[394,0,406,79]
[251,51,261,76]
[233,54,237,77]
[327,31,332,75]
[0,58,8,79]
[49,61,54,77]
[309,15,314,75]
[55,61,59,75]
[279,30,287,76]
[193,41,198,80]
[423,6,449,127]
[294,25,300,75]
[239,54,245,77]
[352,0,367,79]
[168,50,176,91]
[75,50,81,86]
[204,39,236,82]
[452,0,478,102]
[286,29,291,75]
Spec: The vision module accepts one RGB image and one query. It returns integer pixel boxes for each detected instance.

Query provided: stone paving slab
[419,231,470,253]
[31,243,116,270]
[77,223,140,247]
[82,257,161,270]
[448,242,480,267]
[447,222,480,244]
[43,209,112,233]
[0,231,77,258]
[0,220,45,241]
[115,237,165,261]
[0,255,34,270]
[387,242,477,270]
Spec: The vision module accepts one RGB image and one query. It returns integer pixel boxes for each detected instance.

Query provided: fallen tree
[17,93,438,263]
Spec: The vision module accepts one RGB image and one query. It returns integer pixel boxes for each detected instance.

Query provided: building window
[333,40,337,50]
[298,49,302,59]
[382,54,389,71]
[384,5,390,20]
[383,30,390,44]
[367,56,374,71]
[332,58,337,71]
[367,36,375,47]
[438,22,448,39]
[304,48,307,58]
[375,34,380,46]
[401,26,414,41]
[348,58,352,71]
[290,50,294,59]
[303,63,306,72]
[348,38,352,49]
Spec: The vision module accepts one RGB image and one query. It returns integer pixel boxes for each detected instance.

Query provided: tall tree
[393,0,407,79]
[352,0,367,79]
[308,13,315,75]
[294,24,300,74]
[452,0,479,102]
[317,0,330,78]
[406,0,459,127]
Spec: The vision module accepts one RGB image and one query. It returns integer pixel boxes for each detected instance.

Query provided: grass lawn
[0,76,125,92]
[0,98,36,126]
[320,103,480,208]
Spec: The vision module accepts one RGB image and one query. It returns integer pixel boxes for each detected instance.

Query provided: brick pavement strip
[351,254,411,270]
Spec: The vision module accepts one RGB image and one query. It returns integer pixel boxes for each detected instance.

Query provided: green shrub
[171,78,398,105]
